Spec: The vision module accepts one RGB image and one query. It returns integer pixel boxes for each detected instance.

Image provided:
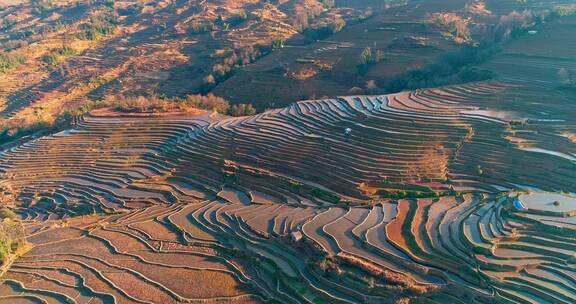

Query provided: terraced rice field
[0,80,575,303]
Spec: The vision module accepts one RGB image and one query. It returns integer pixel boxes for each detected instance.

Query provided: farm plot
[1,205,262,304]
[7,194,562,304]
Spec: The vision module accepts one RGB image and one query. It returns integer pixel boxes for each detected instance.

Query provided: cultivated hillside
[0,77,574,303]
[1,1,575,303]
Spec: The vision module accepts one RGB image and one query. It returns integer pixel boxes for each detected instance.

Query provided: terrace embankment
[0,80,575,303]
[1,193,574,303]
[2,81,575,216]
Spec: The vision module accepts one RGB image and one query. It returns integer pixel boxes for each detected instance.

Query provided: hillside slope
[0,79,575,303]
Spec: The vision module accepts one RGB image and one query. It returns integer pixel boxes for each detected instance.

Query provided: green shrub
[42,46,76,65]
[42,53,59,65]
[0,208,17,220]
[289,180,303,191]
[273,37,285,49]
[56,45,77,57]
[0,55,25,72]
[0,219,25,263]
[0,241,9,262]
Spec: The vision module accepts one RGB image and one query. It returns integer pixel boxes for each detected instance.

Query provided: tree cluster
[203,45,272,92]
[76,15,117,41]
[301,17,347,40]
[111,94,257,117]
[383,45,498,93]
[357,47,385,75]
[428,12,472,44]
[554,4,576,17]
[0,208,25,264]
[494,6,575,43]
